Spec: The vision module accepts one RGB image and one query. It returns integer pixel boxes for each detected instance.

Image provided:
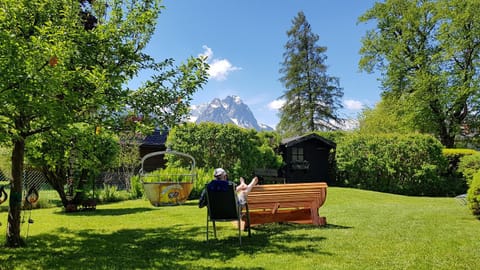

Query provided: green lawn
[0,187,478,270]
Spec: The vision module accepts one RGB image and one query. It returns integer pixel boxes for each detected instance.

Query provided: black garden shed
[139,128,168,172]
[279,133,336,185]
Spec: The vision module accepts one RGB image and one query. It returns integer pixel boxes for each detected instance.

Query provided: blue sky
[134,0,382,128]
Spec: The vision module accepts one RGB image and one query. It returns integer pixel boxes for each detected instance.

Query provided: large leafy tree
[0,0,207,247]
[358,94,416,134]
[358,0,480,147]
[27,124,120,208]
[277,11,344,136]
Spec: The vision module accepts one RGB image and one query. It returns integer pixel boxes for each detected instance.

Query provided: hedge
[467,171,480,217]
[457,152,480,185]
[335,133,450,196]
[166,122,282,181]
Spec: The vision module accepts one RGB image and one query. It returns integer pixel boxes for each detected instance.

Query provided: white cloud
[344,99,364,110]
[268,99,285,110]
[208,59,241,81]
[199,45,241,81]
[199,45,213,60]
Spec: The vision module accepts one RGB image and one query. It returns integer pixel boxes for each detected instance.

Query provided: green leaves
[336,133,450,195]
[467,171,480,216]
[27,124,120,175]
[278,11,344,136]
[358,0,480,147]
[1,0,208,246]
[127,56,208,131]
[167,123,282,180]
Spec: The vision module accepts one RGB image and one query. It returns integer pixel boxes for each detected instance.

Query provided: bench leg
[319,216,327,225]
[310,202,321,225]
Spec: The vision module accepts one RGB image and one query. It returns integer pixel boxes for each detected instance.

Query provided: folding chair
[205,180,251,245]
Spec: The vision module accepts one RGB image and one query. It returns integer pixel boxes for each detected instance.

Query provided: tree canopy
[277,11,344,137]
[357,93,417,134]
[0,0,208,247]
[358,0,480,147]
[167,122,282,180]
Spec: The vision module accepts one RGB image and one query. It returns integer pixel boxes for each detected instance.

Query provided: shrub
[467,171,480,217]
[443,148,478,175]
[98,184,127,203]
[141,166,197,183]
[336,133,448,196]
[189,167,214,199]
[458,152,480,185]
[442,149,479,195]
[443,148,478,158]
[166,123,282,180]
[129,174,144,199]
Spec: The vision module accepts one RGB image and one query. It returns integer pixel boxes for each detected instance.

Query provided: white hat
[214,168,226,177]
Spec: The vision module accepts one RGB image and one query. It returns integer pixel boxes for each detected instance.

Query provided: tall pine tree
[278,11,343,136]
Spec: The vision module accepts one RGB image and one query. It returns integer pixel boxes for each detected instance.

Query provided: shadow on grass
[53,207,155,216]
[1,221,336,269]
[322,223,353,230]
[179,200,200,206]
[252,222,353,232]
[142,200,200,207]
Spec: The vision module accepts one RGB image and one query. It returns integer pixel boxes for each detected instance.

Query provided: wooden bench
[243,182,328,228]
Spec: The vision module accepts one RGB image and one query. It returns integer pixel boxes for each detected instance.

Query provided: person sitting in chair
[198,168,258,208]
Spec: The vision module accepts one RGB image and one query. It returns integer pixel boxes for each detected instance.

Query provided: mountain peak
[189,96,273,131]
[224,95,243,105]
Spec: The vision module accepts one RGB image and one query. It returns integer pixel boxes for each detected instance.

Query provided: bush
[458,152,480,185]
[129,174,144,199]
[141,166,197,183]
[98,184,128,203]
[443,148,478,158]
[443,148,478,175]
[189,167,214,199]
[467,171,480,217]
[442,149,479,195]
[166,123,282,180]
[336,133,449,196]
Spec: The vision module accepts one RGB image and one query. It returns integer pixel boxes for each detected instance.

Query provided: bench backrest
[247,182,328,208]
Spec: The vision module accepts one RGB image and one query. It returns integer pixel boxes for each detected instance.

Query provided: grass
[0,187,479,270]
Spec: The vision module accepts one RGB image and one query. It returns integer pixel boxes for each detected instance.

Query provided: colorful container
[139,150,196,206]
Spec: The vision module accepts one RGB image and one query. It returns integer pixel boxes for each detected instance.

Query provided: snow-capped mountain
[189,96,274,131]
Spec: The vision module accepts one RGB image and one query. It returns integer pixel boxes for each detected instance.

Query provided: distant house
[139,128,168,172]
[279,133,336,185]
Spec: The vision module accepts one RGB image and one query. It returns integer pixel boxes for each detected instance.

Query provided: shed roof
[141,128,168,146]
[281,133,336,148]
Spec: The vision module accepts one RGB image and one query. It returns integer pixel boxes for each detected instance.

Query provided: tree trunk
[439,133,455,149]
[42,166,93,209]
[42,168,70,208]
[6,139,25,247]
